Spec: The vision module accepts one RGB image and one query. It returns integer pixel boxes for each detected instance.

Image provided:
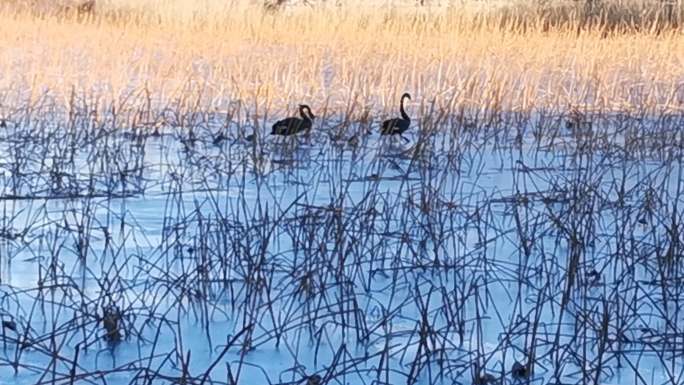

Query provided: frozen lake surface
[0,110,683,385]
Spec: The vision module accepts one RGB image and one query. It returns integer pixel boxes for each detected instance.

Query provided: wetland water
[0,111,683,384]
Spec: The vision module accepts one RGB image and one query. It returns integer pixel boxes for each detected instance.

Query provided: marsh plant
[0,1,683,385]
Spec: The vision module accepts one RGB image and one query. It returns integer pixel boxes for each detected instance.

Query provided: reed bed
[0,0,683,121]
[0,1,683,385]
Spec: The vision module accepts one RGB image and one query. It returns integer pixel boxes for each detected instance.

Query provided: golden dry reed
[0,0,682,121]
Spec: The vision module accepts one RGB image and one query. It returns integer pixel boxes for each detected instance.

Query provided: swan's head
[402,93,412,101]
[300,104,315,120]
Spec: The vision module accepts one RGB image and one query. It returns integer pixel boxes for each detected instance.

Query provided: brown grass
[0,0,682,120]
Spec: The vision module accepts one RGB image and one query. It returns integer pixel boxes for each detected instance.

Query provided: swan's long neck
[400,96,410,121]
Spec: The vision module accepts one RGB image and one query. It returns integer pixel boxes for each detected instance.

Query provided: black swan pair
[271,93,412,140]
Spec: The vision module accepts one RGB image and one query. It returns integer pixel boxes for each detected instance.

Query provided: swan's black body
[271,105,315,136]
[381,93,411,141]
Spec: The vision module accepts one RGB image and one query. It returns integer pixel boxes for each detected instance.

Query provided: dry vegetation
[1,2,684,385]
[0,0,682,122]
